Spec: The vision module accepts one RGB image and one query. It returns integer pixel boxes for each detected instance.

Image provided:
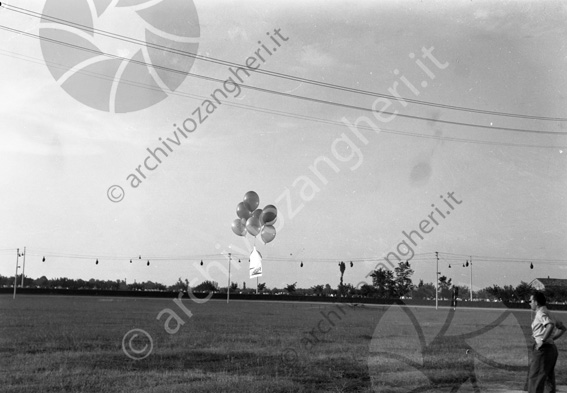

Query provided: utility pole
[20,247,26,287]
[227,253,231,304]
[469,256,473,301]
[13,248,20,300]
[435,251,439,310]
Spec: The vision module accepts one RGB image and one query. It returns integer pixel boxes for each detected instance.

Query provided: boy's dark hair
[532,290,547,306]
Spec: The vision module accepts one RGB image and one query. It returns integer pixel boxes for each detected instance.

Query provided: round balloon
[260,225,276,244]
[236,202,252,220]
[260,205,277,226]
[252,208,263,221]
[231,218,247,236]
[243,191,260,212]
[246,216,261,237]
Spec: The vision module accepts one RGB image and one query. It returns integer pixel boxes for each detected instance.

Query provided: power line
[9,249,567,266]
[1,24,566,138]
[2,48,564,149]
[4,2,567,123]
[438,251,567,264]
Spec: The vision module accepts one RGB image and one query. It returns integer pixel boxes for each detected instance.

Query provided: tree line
[3,262,567,303]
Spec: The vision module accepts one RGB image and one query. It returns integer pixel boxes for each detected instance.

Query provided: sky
[0,0,566,293]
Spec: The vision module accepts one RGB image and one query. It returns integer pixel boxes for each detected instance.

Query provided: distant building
[529,278,567,292]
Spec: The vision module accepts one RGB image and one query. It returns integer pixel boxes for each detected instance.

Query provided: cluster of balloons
[231,191,277,244]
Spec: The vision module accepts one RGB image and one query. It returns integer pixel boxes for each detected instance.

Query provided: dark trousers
[528,343,558,393]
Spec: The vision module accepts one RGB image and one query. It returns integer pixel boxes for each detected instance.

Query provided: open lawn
[1,295,566,392]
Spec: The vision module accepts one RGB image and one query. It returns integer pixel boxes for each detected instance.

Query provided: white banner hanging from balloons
[249,247,263,278]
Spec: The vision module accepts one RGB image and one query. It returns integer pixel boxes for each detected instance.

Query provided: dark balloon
[243,191,260,211]
[231,218,247,236]
[260,225,276,244]
[252,208,263,220]
[260,205,277,226]
[236,202,252,220]
[246,216,262,236]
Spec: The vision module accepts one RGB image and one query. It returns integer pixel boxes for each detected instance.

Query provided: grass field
[1,294,566,392]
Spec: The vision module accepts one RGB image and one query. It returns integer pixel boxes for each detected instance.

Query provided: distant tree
[394,261,414,297]
[311,284,324,296]
[143,281,162,290]
[19,276,34,288]
[542,286,567,304]
[438,276,453,300]
[302,287,315,296]
[485,284,516,302]
[455,285,470,301]
[257,282,266,291]
[169,278,187,292]
[370,267,396,298]
[285,282,297,294]
[342,283,356,297]
[412,280,436,300]
[116,279,127,291]
[359,283,379,298]
[514,281,533,302]
[323,283,335,297]
[338,261,346,296]
[552,287,567,303]
[53,277,75,289]
[0,275,12,287]
[294,287,311,296]
[486,285,501,301]
[474,288,494,301]
[556,287,567,303]
[503,285,517,302]
[128,281,144,291]
[33,276,49,288]
[230,282,238,292]
[193,280,219,292]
